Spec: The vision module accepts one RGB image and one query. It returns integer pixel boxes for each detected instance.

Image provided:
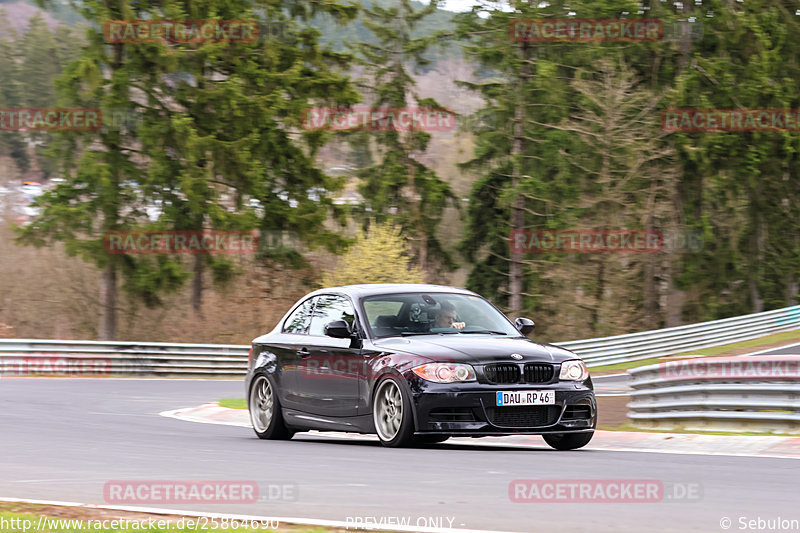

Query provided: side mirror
[515,317,535,336]
[324,320,352,339]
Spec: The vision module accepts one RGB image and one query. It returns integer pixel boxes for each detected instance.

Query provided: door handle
[297,347,311,358]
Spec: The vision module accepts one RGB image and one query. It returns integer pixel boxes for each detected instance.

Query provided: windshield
[361,292,521,338]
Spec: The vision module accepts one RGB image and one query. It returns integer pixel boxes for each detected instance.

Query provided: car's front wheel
[249,374,293,440]
[373,377,415,447]
[543,431,593,450]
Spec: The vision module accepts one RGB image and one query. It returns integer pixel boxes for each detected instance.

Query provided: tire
[414,435,450,445]
[373,377,415,448]
[249,374,293,440]
[543,431,594,450]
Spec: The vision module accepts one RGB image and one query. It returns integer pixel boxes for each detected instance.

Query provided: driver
[432,301,466,330]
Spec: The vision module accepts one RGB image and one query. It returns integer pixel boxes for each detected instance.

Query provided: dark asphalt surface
[1,377,798,533]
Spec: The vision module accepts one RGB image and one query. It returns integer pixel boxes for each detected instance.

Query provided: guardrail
[0,339,249,378]
[559,305,800,367]
[1,304,799,377]
[626,356,800,433]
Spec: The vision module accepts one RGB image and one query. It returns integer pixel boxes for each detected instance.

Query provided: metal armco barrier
[558,305,800,367]
[1,305,800,377]
[627,356,800,433]
[0,339,249,378]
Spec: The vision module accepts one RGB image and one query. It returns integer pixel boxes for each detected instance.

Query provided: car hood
[371,335,579,365]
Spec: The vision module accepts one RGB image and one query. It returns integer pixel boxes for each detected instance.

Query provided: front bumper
[408,378,596,436]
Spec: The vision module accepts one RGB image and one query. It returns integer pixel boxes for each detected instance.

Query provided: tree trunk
[666,287,684,327]
[642,259,657,329]
[509,43,531,316]
[677,3,693,70]
[192,254,203,316]
[787,274,798,306]
[407,158,427,278]
[591,260,605,335]
[99,263,117,340]
[642,226,659,329]
[750,279,763,313]
[658,251,672,326]
[789,233,799,306]
[750,211,764,313]
[644,224,673,329]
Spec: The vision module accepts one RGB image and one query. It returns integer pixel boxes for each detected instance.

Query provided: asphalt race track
[1,347,798,533]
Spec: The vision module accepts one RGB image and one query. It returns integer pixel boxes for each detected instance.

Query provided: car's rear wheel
[249,374,293,440]
[543,431,593,450]
[373,377,415,448]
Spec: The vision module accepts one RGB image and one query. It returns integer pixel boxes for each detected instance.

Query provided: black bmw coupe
[245,284,596,449]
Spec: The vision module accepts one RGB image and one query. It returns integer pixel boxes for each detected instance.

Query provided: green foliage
[0,10,83,173]
[312,0,458,66]
[4,0,800,340]
[132,0,360,309]
[664,0,800,319]
[0,9,27,169]
[455,3,582,316]
[14,0,361,336]
[354,0,458,275]
[19,13,60,108]
[453,0,800,335]
[320,222,424,286]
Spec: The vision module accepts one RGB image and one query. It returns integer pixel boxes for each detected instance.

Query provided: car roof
[308,283,477,299]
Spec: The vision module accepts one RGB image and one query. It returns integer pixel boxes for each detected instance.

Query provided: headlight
[412,363,476,383]
[559,359,589,381]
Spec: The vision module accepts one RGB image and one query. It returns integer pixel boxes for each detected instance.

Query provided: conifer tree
[355,0,457,278]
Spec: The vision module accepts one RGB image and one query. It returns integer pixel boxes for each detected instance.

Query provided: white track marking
[0,497,512,533]
[160,404,800,459]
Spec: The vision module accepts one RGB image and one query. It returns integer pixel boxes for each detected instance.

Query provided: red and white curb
[0,497,510,533]
[161,403,251,427]
[160,403,800,459]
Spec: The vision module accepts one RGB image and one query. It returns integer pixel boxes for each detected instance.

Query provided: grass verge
[0,503,357,533]
[598,422,799,437]
[218,398,247,410]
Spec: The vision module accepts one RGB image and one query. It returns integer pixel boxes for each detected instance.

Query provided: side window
[283,297,315,334]
[308,295,356,336]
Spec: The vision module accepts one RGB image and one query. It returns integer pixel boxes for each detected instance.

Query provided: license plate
[496,390,555,406]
